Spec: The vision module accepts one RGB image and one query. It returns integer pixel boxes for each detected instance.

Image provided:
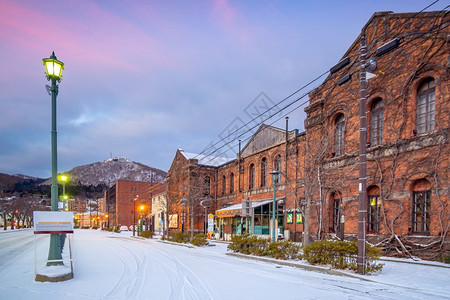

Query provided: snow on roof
[216,198,283,212]
[181,150,234,167]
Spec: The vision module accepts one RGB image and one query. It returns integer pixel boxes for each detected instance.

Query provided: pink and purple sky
[0,0,446,178]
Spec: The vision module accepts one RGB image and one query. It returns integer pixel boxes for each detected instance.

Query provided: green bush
[140,230,154,239]
[170,232,190,243]
[191,233,209,247]
[228,234,301,260]
[264,240,302,260]
[444,256,450,264]
[303,240,383,273]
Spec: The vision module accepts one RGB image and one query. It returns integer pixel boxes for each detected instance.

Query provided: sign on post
[207,214,214,239]
[241,199,252,217]
[33,211,74,234]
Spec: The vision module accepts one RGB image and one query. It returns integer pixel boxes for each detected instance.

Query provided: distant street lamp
[180,198,189,233]
[43,51,64,265]
[59,174,68,211]
[138,204,145,235]
[270,171,279,242]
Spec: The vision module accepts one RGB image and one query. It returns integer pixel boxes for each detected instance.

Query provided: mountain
[0,173,46,193]
[45,157,167,187]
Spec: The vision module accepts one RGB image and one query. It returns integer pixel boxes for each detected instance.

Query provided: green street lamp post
[43,51,64,265]
[270,171,279,242]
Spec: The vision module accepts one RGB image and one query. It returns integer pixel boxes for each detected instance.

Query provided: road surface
[0,229,448,299]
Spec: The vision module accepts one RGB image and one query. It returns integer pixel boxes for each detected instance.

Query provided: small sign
[169,214,178,228]
[33,211,73,233]
[286,212,293,224]
[207,214,214,234]
[296,212,303,224]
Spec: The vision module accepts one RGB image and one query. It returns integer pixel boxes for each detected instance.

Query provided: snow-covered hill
[43,157,167,187]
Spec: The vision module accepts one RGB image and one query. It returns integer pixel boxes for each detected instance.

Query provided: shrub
[191,233,209,247]
[170,232,190,243]
[264,240,302,260]
[140,230,154,239]
[303,240,383,273]
[444,256,450,264]
[228,234,301,260]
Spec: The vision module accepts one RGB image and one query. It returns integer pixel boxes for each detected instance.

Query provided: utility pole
[357,33,368,274]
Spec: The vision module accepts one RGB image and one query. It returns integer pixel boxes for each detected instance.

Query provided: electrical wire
[161,1,449,176]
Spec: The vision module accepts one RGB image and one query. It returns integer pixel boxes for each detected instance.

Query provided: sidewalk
[214,242,450,297]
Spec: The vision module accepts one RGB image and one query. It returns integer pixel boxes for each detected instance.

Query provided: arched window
[222,175,226,195]
[335,114,345,156]
[261,158,267,187]
[331,193,342,233]
[412,179,431,234]
[416,78,435,134]
[368,186,381,232]
[230,173,234,193]
[370,98,384,146]
[274,154,282,172]
[249,164,255,190]
[204,176,210,195]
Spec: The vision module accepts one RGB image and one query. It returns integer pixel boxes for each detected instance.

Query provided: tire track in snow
[149,243,216,300]
[103,237,149,299]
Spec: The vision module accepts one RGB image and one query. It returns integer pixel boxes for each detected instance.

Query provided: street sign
[33,211,73,234]
[241,199,252,217]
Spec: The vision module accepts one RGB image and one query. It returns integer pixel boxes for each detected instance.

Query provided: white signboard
[33,211,74,233]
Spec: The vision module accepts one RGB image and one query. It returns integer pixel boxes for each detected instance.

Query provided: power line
[176,2,449,169]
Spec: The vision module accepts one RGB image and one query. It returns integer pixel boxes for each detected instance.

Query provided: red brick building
[167,11,449,260]
[104,180,155,229]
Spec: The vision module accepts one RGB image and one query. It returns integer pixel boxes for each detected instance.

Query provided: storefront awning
[216,197,285,218]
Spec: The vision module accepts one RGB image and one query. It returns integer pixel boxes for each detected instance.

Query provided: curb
[225,252,372,281]
[379,257,450,269]
[157,240,195,249]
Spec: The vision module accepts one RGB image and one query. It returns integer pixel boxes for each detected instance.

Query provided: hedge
[303,240,383,273]
[228,234,301,260]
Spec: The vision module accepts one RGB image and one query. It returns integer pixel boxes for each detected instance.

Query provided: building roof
[180,150,234,168]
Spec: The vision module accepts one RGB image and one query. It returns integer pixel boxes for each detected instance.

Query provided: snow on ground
[0,229,449,299]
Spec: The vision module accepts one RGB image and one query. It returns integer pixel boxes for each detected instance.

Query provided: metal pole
[271,172,278,242]
[182,204,185,233]
[47,77,62,265]
[132,188,136,236]
[357,34,368,274]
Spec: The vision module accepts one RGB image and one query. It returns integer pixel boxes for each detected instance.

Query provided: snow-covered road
[0,229,448,299]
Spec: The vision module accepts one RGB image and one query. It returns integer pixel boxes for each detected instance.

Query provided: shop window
[261,157,267,187]
[249,164,255,190]
[370,98,384,146]
[334,114,345,156]
[416,77,435,134]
